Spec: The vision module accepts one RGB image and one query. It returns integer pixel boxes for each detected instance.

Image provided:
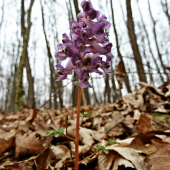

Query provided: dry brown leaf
[135,113,154,133]
[105,111,124,134]
[0,156,36,169]
[129,136,157,155]
[90,130,106,142]
[50,145,70,160]
[79,127,94,146]
[111,155,135,170]
[145,139,170,170]
[0,129,16,155]
[107,123,125,137]
[113,100,133,115]
[35,147,51,170]
[97,150,118,170]
[123,93,144,110]
[115,60,126,92]
[15,132,44,157]
[109,146,149,170]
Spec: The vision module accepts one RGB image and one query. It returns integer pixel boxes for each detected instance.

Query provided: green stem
[74,86,81,170]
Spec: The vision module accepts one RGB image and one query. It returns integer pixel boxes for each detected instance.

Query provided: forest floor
[0,82,170,170]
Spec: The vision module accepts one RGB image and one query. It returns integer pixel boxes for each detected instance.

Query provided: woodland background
[0,0,170,112]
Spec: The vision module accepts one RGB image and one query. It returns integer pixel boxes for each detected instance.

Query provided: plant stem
[65,123,75,164]
[78,150,99,165]
[74,86,81,170]
[62,133,76,142]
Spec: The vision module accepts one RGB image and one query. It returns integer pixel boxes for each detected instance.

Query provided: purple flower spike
[76,69,92,88]
[54,0,114,88]
[81,0,93,12]
[55,59,73,81]
[81,0,100,20]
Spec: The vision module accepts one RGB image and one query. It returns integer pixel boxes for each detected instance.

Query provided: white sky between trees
[0,0,169,107]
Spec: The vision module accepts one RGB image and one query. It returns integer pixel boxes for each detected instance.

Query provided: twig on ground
[152,118,170,130]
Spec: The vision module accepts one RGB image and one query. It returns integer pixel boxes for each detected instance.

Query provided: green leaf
[83,111,93,117]
[96,144,102,150]
[54,132,60,137]
[59,127,64,133]
[80,113,83,117]
[44,129,56,136]
[106,140,118,146]
[102,148,109,154]
[96,144,109,154]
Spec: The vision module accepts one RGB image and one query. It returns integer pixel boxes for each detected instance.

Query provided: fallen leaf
[135,113,154,133]
[35,147,51,170]
[79,127,94,147]
[145,139,170,170]
[105,111,124,134]
[0,129,15,155]
[109,146,149,170]
[15,132,44,157]
[97,150,118,170]
[111,155,135,170]
[115,60,126,92]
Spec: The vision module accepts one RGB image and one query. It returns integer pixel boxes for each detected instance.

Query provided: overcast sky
[0,0,169,106]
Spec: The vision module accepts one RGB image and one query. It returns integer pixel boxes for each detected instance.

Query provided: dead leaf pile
[0,82,170,169]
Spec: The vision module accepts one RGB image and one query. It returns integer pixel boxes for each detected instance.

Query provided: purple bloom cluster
[55,0,113,88]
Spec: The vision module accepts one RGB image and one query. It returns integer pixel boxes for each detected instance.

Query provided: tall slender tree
[126,0,147,83]
[41,0,58,109]
[161,0,170,28]
[110,0,132,93]
[15,0,35,110]
[148,0,169,82]
[136,0,164,83]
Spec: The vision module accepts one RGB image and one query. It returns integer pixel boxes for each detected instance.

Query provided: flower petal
[55,51,67,61]
[56,74,67,81]
[101,67,112,74]
[80,81,92,88]
[88,41,109,55]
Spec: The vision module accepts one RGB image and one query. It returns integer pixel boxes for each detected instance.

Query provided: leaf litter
[0,82,170,169]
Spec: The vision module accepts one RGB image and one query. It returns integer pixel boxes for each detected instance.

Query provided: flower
[55,0,114,88]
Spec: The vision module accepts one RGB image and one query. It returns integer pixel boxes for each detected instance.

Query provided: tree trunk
[26,55,35,108]
[110,0,132,93]
[161,0,170,28]
[126,0,147,83]
[41,1,58,109]
[111,61,119,102]
[73,0,80,16]
[91,77,99,104]
[137,0,164,83]
[15,0,35,110]
[148,0,169,82]
[104,75,111,103]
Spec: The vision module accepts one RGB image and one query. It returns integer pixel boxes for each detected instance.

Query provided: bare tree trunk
[111,61,119,102]
[26,55,35,108]
[148,0,169,82]
[0,0,5,56]
[110,0,131,93]
[126,0,147,83]
[104,75,111,103]
[15,0,35,110]
[73,0,80,15]
[41,0,58,109]
[161,0,170,28]
[137,0,164,83]
[91,77,99,104]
